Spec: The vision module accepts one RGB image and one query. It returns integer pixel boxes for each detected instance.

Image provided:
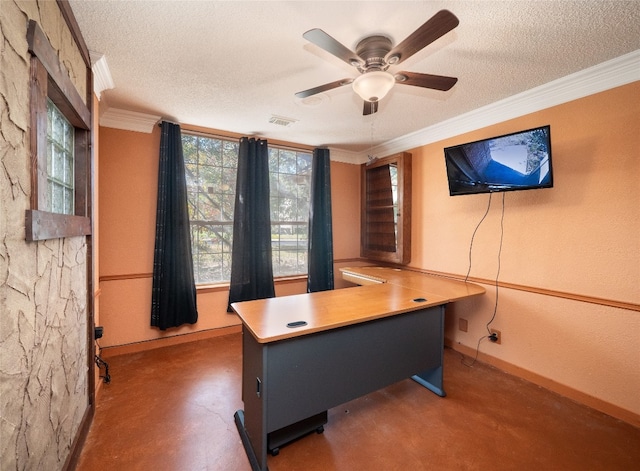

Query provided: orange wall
[93,93,102,391]
[98,81,639,424]
[98,126,362,346]
[406,82,640,423]
[411,84,639,300]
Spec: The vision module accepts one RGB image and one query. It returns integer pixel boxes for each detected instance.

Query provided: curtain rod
[183,129,315,154]
[158,121,316,153]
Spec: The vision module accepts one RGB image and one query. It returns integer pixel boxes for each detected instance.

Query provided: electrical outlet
[489,329,501,344]
[459,318,468,332]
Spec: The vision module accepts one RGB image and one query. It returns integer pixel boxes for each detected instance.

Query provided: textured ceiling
[68,1,640,155]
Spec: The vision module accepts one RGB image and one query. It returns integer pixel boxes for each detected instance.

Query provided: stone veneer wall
[1,1,90,470]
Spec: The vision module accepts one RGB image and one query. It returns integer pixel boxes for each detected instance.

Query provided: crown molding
[368,49,640,159]
[99,108,161,133]
[98,50,639,148]
[328,147,363,164]
[90,51,114,100]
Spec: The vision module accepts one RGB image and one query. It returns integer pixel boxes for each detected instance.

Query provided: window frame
[26,20,91,241]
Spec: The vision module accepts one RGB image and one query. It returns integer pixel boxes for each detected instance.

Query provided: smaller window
[25,20,91,241]
[47,99,75,215]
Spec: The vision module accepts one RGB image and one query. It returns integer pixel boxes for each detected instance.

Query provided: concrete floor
[76,333,639,470]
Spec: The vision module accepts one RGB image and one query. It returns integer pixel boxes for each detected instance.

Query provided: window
[183,133,311,284]
[184,135,239,283]
[268,147,311,276]
[26,20,91,241]
[47,99,75,215]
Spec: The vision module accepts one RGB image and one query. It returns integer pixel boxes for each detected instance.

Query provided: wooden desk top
[231,283,448,343]
[231,267,484,344]
[340,266,486,302]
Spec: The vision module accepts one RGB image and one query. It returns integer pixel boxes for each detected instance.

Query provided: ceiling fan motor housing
[355,35,393,72]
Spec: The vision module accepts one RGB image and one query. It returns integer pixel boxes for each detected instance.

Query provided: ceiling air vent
[269,115,297,127]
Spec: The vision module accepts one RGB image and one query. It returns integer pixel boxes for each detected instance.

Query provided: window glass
[46,98,75,215]
[268,147,311,277]
[183,133,311,283]
[184,134,238,283]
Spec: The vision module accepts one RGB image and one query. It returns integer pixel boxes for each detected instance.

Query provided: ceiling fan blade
[395,71,458,91]
[295,78,353,99]
[303,29,364,67]
[363,100,378,116]
[386,10,459,65]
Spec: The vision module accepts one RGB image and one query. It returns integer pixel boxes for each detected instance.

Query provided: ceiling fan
[296,9,459,115]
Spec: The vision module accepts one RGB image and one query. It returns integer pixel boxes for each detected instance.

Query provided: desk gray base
[235,305,445,471]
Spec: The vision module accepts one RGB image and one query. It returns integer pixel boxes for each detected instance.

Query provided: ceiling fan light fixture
[352,71,395,102]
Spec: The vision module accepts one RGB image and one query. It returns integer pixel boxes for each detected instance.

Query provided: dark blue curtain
[307,148,334,292]
[151,121,198,330]
[227,137,275,311]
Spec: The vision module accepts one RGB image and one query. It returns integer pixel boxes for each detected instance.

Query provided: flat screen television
[444,125,553,196]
